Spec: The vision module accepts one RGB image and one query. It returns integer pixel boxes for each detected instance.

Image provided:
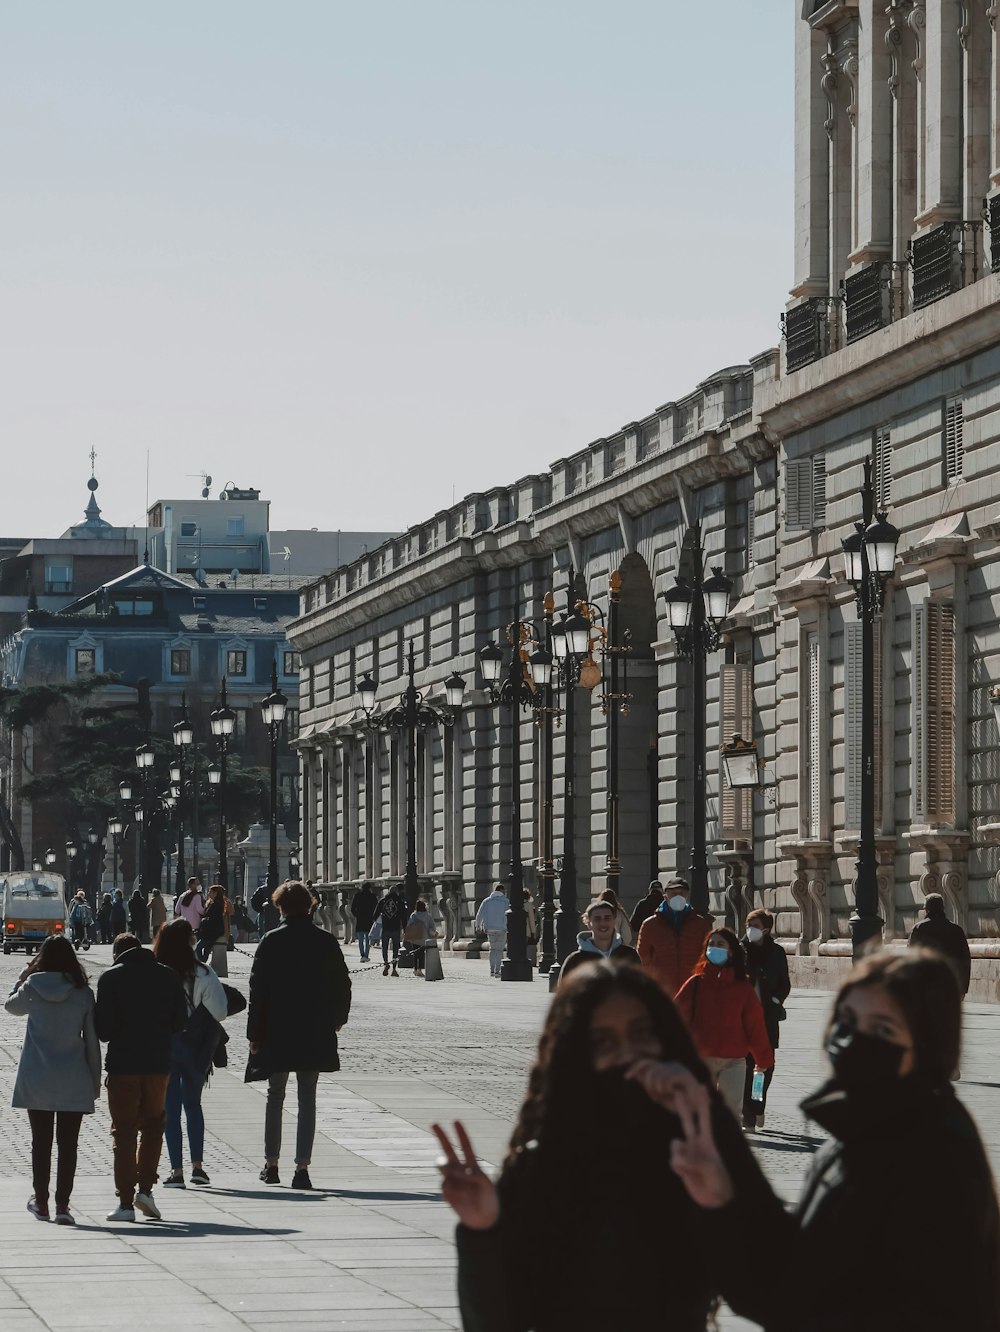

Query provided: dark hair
[153,918,198,977]
[179,882,202,906]
[112,933,140,960]
[598,888,622,912]
[206,883,223,900]
[695,926,748,983]
[923,893,945,916]
[415,897,427,912]
[833,950,961,1086]
[746,908,774,931]
[585,899,616,920]
[505,961,706,1169]
[272,880,312,918]
[25,935,88,989]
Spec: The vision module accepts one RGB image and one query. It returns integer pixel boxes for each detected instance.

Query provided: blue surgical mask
[706,946,730,967]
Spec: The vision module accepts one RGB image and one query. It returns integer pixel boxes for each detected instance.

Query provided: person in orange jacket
[675,926,773,1121]
[635,878,712,997]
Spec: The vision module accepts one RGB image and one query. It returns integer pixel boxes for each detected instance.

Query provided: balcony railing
[911,220,983,310]
[989,196,1000,274]
[781,297,842,373]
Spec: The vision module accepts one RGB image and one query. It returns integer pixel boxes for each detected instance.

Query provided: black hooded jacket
[95,947,187,1074]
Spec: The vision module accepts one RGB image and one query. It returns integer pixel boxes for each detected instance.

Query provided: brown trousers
[106,1073,170,1204]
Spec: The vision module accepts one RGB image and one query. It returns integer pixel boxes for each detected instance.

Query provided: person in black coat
[628,880,663,938]
[666,948,1000,1332]
[373,887,406,976]
[740,908,791,1129]
[433,962,769,1332]
[95,934,188,1222]
[908,892,972,994]
[247,880,352,1190]
[128,889,150,944]
[351,881,377,962]
[97,893,114,944]
[109,890,128,938]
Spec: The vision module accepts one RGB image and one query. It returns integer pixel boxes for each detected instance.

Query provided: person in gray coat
[5,936,101,1224]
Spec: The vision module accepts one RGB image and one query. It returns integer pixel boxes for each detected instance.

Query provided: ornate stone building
[289,1,1000,992]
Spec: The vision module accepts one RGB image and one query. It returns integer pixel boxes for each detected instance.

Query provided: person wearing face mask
[636,877,712,998]
[740,909,790,1131]
[433,962,771,1332]
[629,879,664,937]
[674,927,772,1120]
[559,900,641,984]
[662,948,1000,1332]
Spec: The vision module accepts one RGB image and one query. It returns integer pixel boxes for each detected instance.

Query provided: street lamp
[261,662,288,898]
[134,741,156,892]
[720,734,761,790]
[108,815,123,892]
[45,848,56,868]
[479,622,536,982]
[210,679,236,893]
[664,525,733,915]
[841,459,901,959]
[357,642,465,910]
[172,701,193,896]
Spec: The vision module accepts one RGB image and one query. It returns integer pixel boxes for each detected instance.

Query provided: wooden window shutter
[873,428,892,508]
[913,601,956,823]
[785,459,809,530]
[944,399,964,482]
[807,632,822,839]
[811,453,827,527]
[844,623,884,831]
[747,497,756,568]
[720,662,753,839]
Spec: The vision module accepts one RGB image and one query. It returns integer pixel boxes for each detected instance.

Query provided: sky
[1,1,794,540]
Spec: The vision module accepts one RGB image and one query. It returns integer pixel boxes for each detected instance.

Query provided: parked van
[2,871,68,954]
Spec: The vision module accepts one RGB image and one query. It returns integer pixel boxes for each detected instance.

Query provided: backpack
[380,895,401,926]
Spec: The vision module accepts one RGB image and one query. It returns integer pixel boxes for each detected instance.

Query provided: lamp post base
[849,910,884,963]
[500,958,534,983]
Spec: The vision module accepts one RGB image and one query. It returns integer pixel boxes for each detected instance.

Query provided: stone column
[792,16,833,298]
[852,0,894,266]
[887,1,921,265]
[919,0,964,227]
[988,2,1000,188]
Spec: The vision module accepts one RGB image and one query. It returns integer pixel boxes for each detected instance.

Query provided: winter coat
[128,892,149,939]
[176,891,205,930]
[181,961,228,1024]
[373,892,406,936]
[475,892,509,934]
[456,1069,772,1332]
[708,1076,1000,1331]
[610,906,633,947]
[246,917,352,1079]
[636,906,712,997]
[405,910,437,944]
[148,893,167,931]
[68,900,93,929]
[198,897,225,943]
[95,947,188,1074]
[675,966,773,1069]
[629,889,662,938]
[351,887,377,931]
[559,932,641,983]
[6,974,102,1112]
[908,914,972,994]
[743,934,791,1049]
[109,898,128,935]
[97,897,113,925]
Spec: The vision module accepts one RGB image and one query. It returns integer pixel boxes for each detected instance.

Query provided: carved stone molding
[907,828,972,931]
[988,3,998,34]
[836,834,899,940]
[718,848,754,937]
[959,2,971,49]
[779,838,834,955]
[908,2,925,75]
[840,39,859,129]
[886,2,909,100]
[821,48,840,141]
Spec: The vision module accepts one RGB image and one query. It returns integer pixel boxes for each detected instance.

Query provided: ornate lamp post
[479,623,538,983]
[65,841,78,899]
[135,741,155,891]
[841,460,900,959]
[527,596,557,973]
[210,679,236,892]
[107,815,123,892]
[44,847,56,869]
[663,527,733,915]
[357,643,465,910]
[172,702,193,895]
[261,662,288,896]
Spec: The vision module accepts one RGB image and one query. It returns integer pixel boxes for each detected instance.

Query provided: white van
[1,871,69,954]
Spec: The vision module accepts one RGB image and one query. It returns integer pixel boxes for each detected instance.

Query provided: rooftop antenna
[143,450,150,565]
[187,470,213,498]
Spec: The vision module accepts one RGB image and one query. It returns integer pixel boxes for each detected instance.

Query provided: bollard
[424,939,444,981]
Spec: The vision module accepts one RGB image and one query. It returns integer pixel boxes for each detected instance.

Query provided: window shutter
[844,623,863,830]
[786,459,810,530]
[913,601,956,823]
[873,428,892,508]
[944,399,964,481]
[806,633,822,839]
[811,453,827,527]
[720,662,753,839]
[747,498,756,568]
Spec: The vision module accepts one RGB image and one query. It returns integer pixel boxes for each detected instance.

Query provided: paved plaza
[0,945,998,1330]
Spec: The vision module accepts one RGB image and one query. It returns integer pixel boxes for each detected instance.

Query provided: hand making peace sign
[431,1120,500,1231]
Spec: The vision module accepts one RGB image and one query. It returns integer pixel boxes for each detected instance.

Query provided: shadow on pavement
[753,1132,823,1155]
[328,1189,442,1202]
[119,1221,300,1236]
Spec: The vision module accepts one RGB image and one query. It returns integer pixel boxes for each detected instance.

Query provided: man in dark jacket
[250,880,281,935]
[741,908,791,1129]
[351,881,377,962]
[95,933,187,1223]
[909,892,972,995]
[629,880,663,938]
[560,900,641,985]
[248,880,352,1190]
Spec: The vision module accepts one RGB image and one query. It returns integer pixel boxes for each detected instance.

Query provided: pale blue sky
[1,1,793,539]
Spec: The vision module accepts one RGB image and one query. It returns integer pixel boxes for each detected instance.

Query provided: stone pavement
[0,944,998,1331]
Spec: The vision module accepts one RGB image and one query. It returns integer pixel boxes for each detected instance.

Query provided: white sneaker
[106,1204,136,1222]
[134,1191,161,1220]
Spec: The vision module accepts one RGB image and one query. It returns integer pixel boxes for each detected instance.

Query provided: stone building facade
[289,1,1000,991]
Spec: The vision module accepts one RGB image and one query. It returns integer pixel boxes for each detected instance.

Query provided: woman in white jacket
[153,919,228,1187]
[5,936,101,1224]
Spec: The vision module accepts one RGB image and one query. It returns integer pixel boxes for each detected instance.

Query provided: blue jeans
[164,1062,206,1168]
[356,929,371,959]
[382,931,400,964]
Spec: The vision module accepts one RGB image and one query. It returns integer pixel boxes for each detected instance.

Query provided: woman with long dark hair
[5,935,101,1223]
[667,949,1000,1331]
[154,918,227,1188]
[433,961,769,1331]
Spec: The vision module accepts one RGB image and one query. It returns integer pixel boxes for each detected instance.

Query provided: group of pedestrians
[5,878,351,1224]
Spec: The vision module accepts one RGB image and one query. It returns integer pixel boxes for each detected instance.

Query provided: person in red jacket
[675,926,772,1120]
[635,878,712,997]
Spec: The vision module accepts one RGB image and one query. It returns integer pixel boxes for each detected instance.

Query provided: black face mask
[825,1022,906,1090]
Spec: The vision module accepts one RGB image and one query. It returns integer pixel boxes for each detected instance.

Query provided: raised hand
[665,1069,734,1210]
[431,1120,500,1231]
